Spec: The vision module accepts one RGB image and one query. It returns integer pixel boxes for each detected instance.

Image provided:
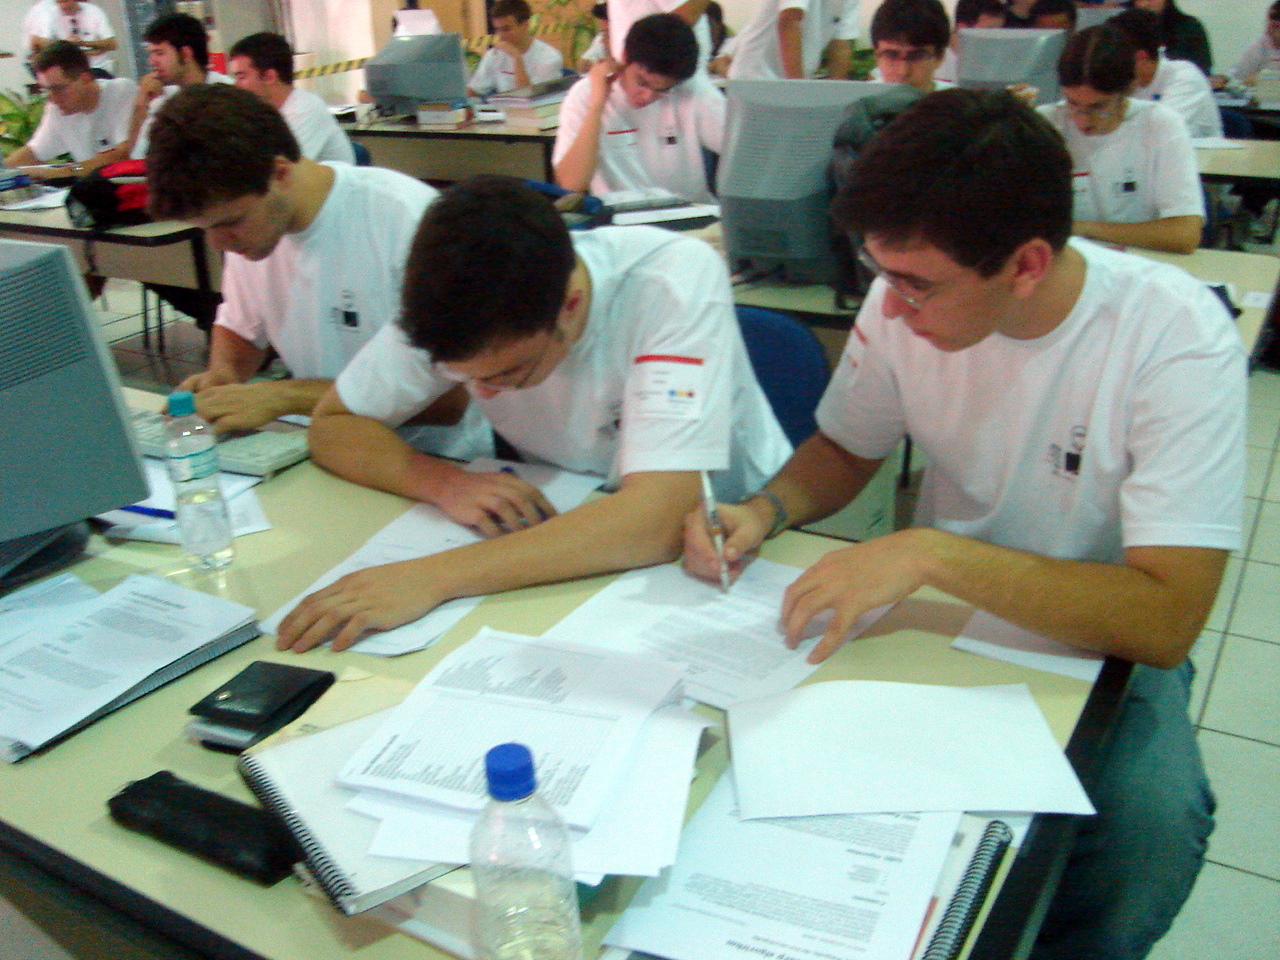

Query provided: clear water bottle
[469,743,582,960]
[165,391,234,570]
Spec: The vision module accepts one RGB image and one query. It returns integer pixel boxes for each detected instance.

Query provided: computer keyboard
[131,411,310,478]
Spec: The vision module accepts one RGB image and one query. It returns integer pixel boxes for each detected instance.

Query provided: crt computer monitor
[717,79,895,285]
[1075,6,1121,31]
[956,28,1068,106]
[0,239,146,590]
[364,33,468,115]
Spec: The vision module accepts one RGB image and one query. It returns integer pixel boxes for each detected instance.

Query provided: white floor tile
[1247,499,1280,565]
[1247,370,1280,412]
[1188,629,1223,723]
[1199,730,1280,880]
[1264,451,1280,503]
[1201,635,1280,746]
[1246,401,1280,450]
[1245,446,1273,499]
[1205,555,1243,634]
[1147,862,1280,960]
[1237,497,1262,557]
[1227,560,1280,643]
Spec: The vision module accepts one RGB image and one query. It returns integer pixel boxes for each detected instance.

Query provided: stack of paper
[97,458,270,544]
[262,459,602,655]
[0,574,259,761]
[337,628,706,883]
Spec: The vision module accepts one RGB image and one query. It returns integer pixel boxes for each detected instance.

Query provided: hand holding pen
[700,471,732,592]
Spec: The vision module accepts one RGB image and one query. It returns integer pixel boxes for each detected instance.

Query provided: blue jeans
[1032,660,1215,960]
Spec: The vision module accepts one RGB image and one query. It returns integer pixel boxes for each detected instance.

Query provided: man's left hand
[193,381,293,433]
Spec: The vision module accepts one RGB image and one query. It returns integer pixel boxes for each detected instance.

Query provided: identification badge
[631,355,706,419]
[607,126,640,148]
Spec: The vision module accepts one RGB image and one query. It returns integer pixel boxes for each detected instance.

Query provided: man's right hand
[138,72,165,104]
[681,498,772,585]
[430,469,558,538]
[586,57,619,110]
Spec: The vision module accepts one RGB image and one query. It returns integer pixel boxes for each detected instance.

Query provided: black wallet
[108,771,301,885]
[189,661,335,746]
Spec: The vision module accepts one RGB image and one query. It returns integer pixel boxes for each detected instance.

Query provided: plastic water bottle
[469,743,582,960]
[165,391,234,570]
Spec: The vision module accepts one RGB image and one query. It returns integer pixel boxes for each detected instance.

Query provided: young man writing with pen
[685,89,1243,959]
[275,175,790,653]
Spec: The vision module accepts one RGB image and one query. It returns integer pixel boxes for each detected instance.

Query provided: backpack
[65,159,150,230]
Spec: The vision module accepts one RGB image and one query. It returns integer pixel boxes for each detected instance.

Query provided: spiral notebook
[919,819,1015,960]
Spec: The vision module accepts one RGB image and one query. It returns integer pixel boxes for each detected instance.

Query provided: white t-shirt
[1230,33,1280,83]
[22,1,53,58]
[25,76,134,161]
[132,71,232,159]
[608,0,714,68]
[816,239,1245,562]
[553,72,724,202]
[280,88,355,164]
[31,0,114,72]
[1134,57,1222,139]
[1039,98,1205,224]
[935,46,958,83]
[336,226,792,501]
[469,38,564,95]
[728,0,862,80]
[580,33,608,67]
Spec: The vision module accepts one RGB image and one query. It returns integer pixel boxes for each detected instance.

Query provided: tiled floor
[3,283,1280,959]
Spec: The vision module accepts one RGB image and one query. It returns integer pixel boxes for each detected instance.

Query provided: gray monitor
[956,28,1068,105]
[717,80,896,284]
[364,33,468,115]
[1076,6,1121,31]
[0,239,146,588]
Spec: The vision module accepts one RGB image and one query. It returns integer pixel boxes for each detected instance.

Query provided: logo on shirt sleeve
[630,354,705,419]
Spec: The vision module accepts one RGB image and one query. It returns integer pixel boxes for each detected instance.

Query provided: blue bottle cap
[484,743,537,801]
[168,391,195,417]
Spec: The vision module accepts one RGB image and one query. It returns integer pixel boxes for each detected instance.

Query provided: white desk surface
[1197,138,1280,183]
[0,394,1100,960]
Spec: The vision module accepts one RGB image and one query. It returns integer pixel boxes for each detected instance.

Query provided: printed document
[952,610,1104,682]
[97,458,270,544]
[338,628,684,829]
[263,460,601,655]
[728,681,1095,819]
[605,772,962,960]
[545,559,891,708]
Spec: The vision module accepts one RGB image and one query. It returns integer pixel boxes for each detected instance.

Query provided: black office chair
[734,306,830,448]
[351,140,372,166]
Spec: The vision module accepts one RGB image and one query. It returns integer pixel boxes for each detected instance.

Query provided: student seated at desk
[1038,25,1205,254]
[467,0,565,97]
[867,0,953,95]
[130,13,231,159]
[1109,9,1222,138]
[1218,0,1280,88]
[228,32,356,165]
[145,84,487,462]
[1132,0,1212,76]
[554,14,724,203]
[3,40,134,178]
[275,175,791,653]
[685,87,1243,960]
[27,0,117,77]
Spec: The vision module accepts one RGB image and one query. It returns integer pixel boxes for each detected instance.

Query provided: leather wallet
[189,661,335,737]
[108,771,301,885]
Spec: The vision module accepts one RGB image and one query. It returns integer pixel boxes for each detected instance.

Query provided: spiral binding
[922,820,1014,960]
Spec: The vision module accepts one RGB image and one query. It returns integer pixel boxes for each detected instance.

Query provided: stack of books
[488,75,576,131]
[417,100,470,127]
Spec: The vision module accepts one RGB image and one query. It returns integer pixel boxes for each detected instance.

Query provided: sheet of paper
[0,574,100,638]
[97,458,270,543]
[0,575,255,756]
[1243,290,1274,310]
[354,704,709,877]
[612,204,720,226]
[545,560,891,708]
[951,610,1103,682]
[338,628,684,829]
[728,681,1095,818]
[261,459,601,656]
[1192,137,1248,149]
[605,772,962,960]
[2,187,69,210]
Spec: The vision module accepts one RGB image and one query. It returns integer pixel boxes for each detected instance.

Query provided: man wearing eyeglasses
[276,175,791,653]
[28,0,117,77]
[554,14,724,203]
[685,88,1241,960]
[867,0,952,95]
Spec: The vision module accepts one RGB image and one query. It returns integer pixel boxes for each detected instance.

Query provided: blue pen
[121,504,175,520]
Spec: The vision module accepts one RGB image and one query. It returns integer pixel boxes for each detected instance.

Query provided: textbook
[0,574,259,762]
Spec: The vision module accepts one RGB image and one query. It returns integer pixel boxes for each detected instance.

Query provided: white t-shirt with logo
[1039,98,1205,224]
[25,76,134,161]
[553,72,724,203]
[816,238,1245,562]
[280,88,355,164]
[32,1,115,72]
[336,226,791,502]
[728,0,862,80]
[1134,57,1222,139]
[469,38,564,95]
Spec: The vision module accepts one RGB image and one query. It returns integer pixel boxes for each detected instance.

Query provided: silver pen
[700,470,731,593]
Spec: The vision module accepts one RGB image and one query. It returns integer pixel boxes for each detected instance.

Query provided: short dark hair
[954,0,1006,28]
[32,40,90,77]
[490,0,532,23]
[832,89,1072,277]
[1271,1,1280,21]
[1107,9,1162,60]
[624,14,698,81]
[871,0,951,54]
[147,85,300,220]
[228,32,295,84]
[144,13,209,69]
[591,2,607,19]
[1057,25,1135,93]
[400,176,575,362]
[1030,0,1077,29]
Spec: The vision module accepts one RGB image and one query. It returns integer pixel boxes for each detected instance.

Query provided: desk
[343,120,557,183]
[1196,138,1280,188]
[0,398,1122,960]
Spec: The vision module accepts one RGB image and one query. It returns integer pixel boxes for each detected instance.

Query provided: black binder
[922,820,1015,960]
